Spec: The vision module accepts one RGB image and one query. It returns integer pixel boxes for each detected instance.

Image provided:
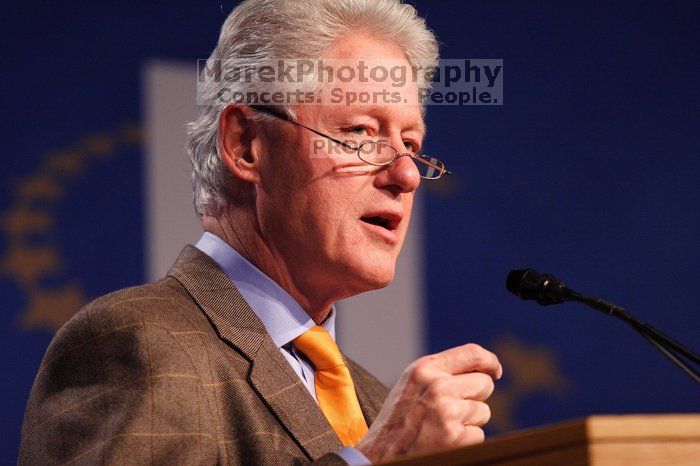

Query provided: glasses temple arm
[298,125,358,151]
[249,104,357,151]
[408,154,450,174]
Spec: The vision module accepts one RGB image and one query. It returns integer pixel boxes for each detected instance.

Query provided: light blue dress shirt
[195,232,370,466]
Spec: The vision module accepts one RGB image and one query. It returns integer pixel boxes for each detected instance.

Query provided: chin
[373,266,396,289]
[331,244,399,295]
[350,259,397,293]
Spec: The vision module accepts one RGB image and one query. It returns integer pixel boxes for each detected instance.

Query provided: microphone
[506,268,625,315]
[506,267,700,384]
[506,268,571,305]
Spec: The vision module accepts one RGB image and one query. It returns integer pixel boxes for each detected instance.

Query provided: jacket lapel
[345,356,385,427]
[168,246,343,460]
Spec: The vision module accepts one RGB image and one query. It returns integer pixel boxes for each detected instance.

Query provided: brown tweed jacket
[19,246,389,465]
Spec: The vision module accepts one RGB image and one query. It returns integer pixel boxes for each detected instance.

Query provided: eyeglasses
[250,105,451,180]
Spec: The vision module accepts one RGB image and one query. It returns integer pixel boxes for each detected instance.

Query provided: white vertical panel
[143,61,426,387]
[143,61,202,281]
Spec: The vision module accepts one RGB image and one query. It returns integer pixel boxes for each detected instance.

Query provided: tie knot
[292,326,344,370]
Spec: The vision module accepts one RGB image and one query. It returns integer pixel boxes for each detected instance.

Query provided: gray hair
[186,0,439,216]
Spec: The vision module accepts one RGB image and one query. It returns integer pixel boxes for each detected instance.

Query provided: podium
[383,414,700,465]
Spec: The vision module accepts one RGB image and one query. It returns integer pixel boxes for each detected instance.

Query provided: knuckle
[435,399,460,423]
[464,343,485,356]
[465,373,492,400]
[492,352,502,367]
[465,426,485,444]
[443,424,465,445]
[467,342,487,352]
[464,343,501,373]
[467,401,491,426]
[406,358,433,384]
[481,402,492,425]
[426,377,450,398]
[480,375,495,399]
[462,399,478,420]
[464,343,487,365]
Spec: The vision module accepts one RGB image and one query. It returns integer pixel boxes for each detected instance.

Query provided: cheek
[316,183,359,240]
[402,195,415,219]
[293,180,367,257]
[274,179,353,249]
[258,145,321,223]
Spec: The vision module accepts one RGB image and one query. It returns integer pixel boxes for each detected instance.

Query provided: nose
[373,138,421,195]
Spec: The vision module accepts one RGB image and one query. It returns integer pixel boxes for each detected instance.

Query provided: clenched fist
[356,343,502,463]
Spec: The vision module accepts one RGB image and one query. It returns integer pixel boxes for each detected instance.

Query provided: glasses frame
[249,105,452,180]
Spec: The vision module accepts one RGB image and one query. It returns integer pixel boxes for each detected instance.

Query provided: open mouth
[360,214,400,231]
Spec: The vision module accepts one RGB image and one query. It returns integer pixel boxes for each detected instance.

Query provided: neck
[201,207,334,325]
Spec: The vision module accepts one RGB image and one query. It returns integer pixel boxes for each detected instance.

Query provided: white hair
[186,0,439,215]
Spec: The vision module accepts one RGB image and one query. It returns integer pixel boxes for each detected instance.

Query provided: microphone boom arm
[508,268,700,385]
[574,292,700,384]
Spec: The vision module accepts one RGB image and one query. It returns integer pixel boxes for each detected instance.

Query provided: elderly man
[19,0,501,464]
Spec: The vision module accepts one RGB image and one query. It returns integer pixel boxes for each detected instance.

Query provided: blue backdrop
[2,0,698,462]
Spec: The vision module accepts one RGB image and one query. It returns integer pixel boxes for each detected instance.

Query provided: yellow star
[0,206,53,238]
[0,245,61,285]
[487,334,570,433]
[81,133,115,157]
[42,151,86,176]
[20,283,85,331]
[15,175,62,202]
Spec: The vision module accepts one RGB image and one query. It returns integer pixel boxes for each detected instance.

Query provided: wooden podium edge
[380,413,700,466]
[585,413,700,440]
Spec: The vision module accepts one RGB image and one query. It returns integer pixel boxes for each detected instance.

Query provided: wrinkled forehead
[314,57,423,104]
[316,33,425,104]
[305,57,425,133]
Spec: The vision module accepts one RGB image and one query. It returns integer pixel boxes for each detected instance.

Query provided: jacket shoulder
[19,278,222,464]
[79,276,205,331]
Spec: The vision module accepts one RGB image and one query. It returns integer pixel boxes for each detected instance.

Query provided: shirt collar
[194,232,336,347]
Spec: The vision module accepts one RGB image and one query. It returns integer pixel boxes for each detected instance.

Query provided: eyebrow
[405,120,427,139]
[351,105,427,140]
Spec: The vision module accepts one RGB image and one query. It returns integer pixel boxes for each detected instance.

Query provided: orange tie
[292,326,368,446]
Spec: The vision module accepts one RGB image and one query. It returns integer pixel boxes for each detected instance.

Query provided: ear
[218,104,261,184]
